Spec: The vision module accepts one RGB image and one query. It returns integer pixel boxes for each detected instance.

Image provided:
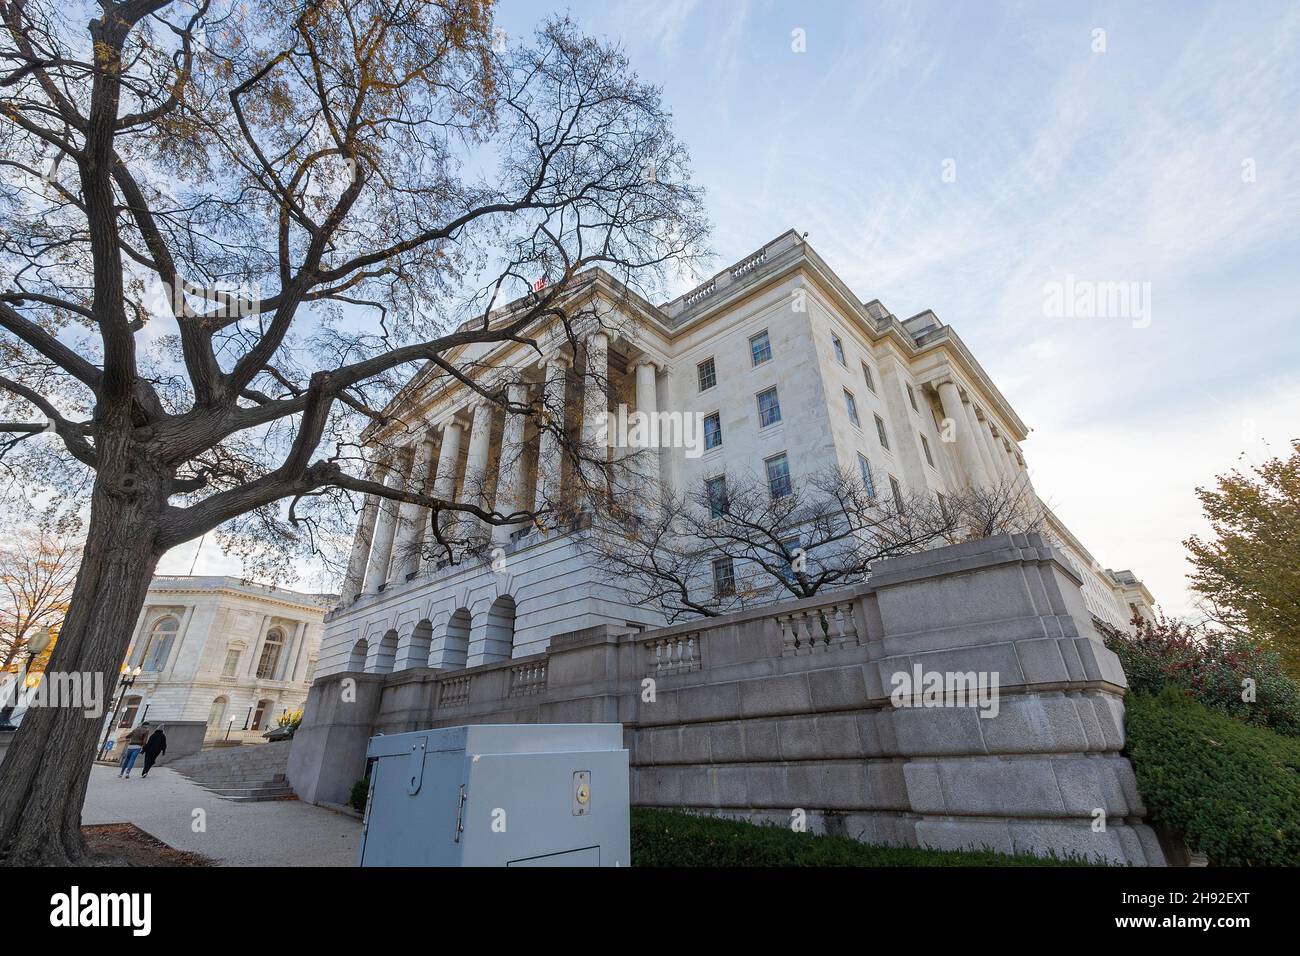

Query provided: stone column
[362,461,402,594]
[493,382,531,545]
[160,604,196,679]
[246,613,271,676]
[461,400,495,509]
[631,358,661,490]
[422,420,463,569]
[973,412,1011,484]
[581,330,610,477]
[986,423,1016,483]
[935,379,991,489]
[390,436,438,583]
[340,492,380,604]
[534,354,571,514]
[963,399,1001,488]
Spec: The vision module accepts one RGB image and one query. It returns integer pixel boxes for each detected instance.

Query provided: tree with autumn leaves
[1184,439,1300,679]
[0,528,78,673]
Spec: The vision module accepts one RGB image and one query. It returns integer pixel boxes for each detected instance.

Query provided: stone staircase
[166,741,295,802]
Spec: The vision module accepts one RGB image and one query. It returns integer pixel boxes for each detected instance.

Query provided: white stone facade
[115,576,332,742]
[320,229,1153,679]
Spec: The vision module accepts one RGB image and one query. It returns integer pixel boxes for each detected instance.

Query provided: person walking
[118,721,151,778]
[140,725,168,778]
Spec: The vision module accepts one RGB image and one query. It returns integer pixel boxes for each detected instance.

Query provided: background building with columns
[319,228,1155,680]
[115,576,333,743]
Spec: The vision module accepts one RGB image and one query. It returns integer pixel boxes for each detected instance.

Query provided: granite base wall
[289,533,1165,865]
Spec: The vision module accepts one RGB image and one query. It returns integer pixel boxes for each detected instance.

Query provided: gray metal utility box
[357,723,629,867]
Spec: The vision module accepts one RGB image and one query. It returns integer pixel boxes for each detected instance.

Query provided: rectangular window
[862,362,876,393]
[832,334,846,366]
[750,330,772,366]
[705,476,729,517]
[765,453,793,500]
[697,357,716,392]
[890,476,905,511]
[844,389,860,427]
[874,414,890,450]
[906,383,919,411]
[756,387,782,427]
[222,649,240,678]
[857,454,876,499]
[712,556,736,597]
[704,411,723,450]
[920,433,934,467]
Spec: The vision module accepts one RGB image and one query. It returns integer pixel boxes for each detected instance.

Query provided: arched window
[348,638,369,672]
[401,620,433,671]
[484,595,516,664]
[118,695,142,728]
[207,696,227,733]
[374,629,398,674]
[441,609,471,669]
[141,616,180,672]
[256,626,285,679]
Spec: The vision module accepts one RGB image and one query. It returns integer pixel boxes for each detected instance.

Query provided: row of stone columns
[931,375,1032,493]
[338,332,664,605]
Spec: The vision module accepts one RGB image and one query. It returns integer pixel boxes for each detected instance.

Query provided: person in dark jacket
[140,725,167,778]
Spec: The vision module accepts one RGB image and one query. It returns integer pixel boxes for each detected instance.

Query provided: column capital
[536,350,573,371]
[633,356,666,373]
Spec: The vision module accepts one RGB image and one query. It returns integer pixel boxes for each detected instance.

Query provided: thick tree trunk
[0,456,164,864]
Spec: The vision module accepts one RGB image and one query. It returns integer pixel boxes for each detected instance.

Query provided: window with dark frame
[697,357,717,391]
[704,411,723,450]
[757,387,782,427]
[712,556,736,596]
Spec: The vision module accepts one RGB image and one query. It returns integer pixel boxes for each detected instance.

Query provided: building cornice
[145,576,333,616]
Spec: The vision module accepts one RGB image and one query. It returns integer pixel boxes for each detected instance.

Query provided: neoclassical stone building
[116,576,332,743]
[320,229,1155,679]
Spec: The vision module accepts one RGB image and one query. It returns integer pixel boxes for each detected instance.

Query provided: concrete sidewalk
[82,763,360,866]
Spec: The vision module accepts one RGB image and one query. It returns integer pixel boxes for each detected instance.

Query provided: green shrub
[629,807,1097,867]
[349,778,369,814]
[1101,615,1300,735]
[1125,687,1300,865]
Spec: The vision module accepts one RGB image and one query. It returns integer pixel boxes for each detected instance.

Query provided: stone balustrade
[508,660,548,697]
[645,633,701,677]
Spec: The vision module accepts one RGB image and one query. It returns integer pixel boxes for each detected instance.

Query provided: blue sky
[167,0,1300,616]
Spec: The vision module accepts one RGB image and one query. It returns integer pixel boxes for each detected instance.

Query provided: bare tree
[955,475,1045,539]
[0,0,706,862]
[590,466,965,622]
[0,528,78,671]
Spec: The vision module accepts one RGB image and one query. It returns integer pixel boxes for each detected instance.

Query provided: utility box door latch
[572,770,591,816]
[406,736,428,795]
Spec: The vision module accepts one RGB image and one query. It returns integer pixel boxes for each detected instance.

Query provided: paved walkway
[82,764,360,866]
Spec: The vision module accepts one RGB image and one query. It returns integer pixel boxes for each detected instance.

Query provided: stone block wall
[289,533,1164,864]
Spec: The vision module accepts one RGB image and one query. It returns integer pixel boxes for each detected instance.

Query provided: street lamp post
[225,715,236,741]
[99,663,143,758]
[0,625,53,731]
